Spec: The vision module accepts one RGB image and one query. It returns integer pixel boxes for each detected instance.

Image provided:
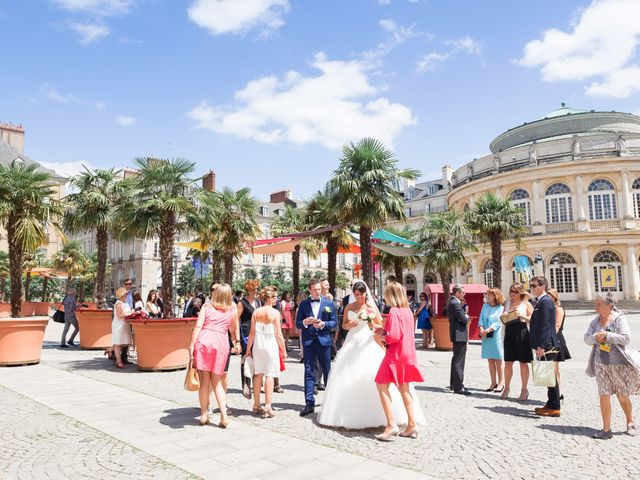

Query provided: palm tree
[53,240,90,294]
[418,211,477,314]
[64,167,123,299]
[117,157,200,318]
[23,250,45,301]
[0,252,9,302]
[329,138,419,287]
[0,160,64,317]
[374,226,419,285]
[199,187,259,286]
[465,192,525,290]
[304,188,352,295]
[270,204,305,299]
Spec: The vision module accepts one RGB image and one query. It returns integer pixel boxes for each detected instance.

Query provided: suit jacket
[447,297,469,343]
[295,296,337,347]
[529,293,560,351]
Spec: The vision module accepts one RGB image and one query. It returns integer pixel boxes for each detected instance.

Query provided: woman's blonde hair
[260,286,278,303]
[384,282,409,308]
[547,288,561,306]
[486,288,505,306]
[212,283,233,310]
[509,283,529,301]
[244,278,260,293]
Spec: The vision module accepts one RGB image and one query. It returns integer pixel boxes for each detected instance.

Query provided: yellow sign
[600,268,617,288]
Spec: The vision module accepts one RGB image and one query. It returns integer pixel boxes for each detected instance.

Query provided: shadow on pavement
[160,406,200,429]
[57,358,139,373]
[475,405,539,418]
[537,424,600,437]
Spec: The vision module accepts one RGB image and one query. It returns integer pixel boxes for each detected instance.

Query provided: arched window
[588,179,617,220]
[482,260,494,288]
[424,272,437,284]
[462,203,470,212]
[544,183,573,223]
[261,223,270,239]
[632,178,640,219]
[593,250,623,294]
[549,252,578,297]
[510,189,531,226]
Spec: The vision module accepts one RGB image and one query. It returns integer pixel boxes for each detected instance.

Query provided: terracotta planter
[76,308,113,350]
[0,317,49,366]
[130,317,197,372]
[432,316,453,351]
[22,302,52,316]
[0,303,10,318]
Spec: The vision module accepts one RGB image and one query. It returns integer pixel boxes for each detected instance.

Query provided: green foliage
[335,272,350,290]
[177,263,196,296]
[300,269,324,290]
[258,266,292,293]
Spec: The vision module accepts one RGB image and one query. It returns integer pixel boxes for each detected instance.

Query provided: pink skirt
[193,330,229,375]
[282,310,294,329]
[375,361,424,385]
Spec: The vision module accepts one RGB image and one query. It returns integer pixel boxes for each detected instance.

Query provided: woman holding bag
[584,293,640,439]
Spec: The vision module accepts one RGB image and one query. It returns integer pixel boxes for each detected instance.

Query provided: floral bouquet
[357,309,377,330]
[125,310,150,321]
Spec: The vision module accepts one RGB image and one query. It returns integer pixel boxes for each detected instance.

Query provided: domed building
[447,105,640,301]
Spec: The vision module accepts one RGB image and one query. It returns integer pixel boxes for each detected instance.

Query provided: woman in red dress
[189,284,240,428]
[374,281,424,441]
[279,291,294,350]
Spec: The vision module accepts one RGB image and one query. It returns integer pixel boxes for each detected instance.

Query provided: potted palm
[0,160,63,366]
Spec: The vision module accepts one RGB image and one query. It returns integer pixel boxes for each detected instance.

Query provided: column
[575,175,588,231]
[620,171,636,229]
[495,186,502,198]
[626,245,639,300]
[501,254,511,290]
[531,181,545,235]
[580,247,593,301]
[470,257,479,284]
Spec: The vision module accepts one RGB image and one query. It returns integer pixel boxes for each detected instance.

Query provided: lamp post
[172,250,179,317]
[534,251,545,277]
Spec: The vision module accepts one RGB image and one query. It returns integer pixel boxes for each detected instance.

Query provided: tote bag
[183,359,200,391]
[532,357,557,387]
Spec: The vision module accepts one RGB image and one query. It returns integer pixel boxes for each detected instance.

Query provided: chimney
[270,190,292,203]
[202,170,216,192]
[442,165,453,185]
[0,123,25,153]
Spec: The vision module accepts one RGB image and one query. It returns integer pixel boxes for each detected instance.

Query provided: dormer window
[259,206,270,216]
[274,208,283,216]
[407,188,416,200]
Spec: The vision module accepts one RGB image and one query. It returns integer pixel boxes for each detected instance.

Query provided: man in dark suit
[447,285,471,395]
[529,276,561,417]
[296,279,337,416]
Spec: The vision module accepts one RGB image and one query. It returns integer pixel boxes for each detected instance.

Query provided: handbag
[500,310,520,326]
[183,359,200,391]
[532,355,557,387]
[51,296,67,323]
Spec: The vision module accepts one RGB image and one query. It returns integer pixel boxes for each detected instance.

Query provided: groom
[296,278,337,416]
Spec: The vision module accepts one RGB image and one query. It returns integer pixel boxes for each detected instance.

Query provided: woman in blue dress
[416,292,432,348]
[478,288,505,392]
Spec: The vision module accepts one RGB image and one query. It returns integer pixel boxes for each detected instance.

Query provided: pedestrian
[146,290,161,318]
[237,279,262,398]
[60,288,80,348]
[415,292,432,349]
[547,288,571,387]
[111,287,133,369]
[478,288,505,392]
[584,293,640,439]
[447,285,471,395]
[529,276,562,417]
[133,291,144,311]
[279,291,295,350]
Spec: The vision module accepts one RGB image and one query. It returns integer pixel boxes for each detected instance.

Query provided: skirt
[595,355,640,396]
[417,312,432,330]
[111,317,132,345]
[503,322,533,363]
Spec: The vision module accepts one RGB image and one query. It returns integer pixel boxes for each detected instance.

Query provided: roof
[540,104,590,120]
[0,142,60,178]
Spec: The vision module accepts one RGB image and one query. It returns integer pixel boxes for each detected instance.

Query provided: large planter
[22,301,52,316]
[76,308,113,350]
[130,317,197,372]
[432,316,453,351]
[0,317,49,366]
[0,303,10,318]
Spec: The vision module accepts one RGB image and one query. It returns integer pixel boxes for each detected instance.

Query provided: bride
[318,281,426,429]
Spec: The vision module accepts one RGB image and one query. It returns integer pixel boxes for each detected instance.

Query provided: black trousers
[450,342,467,392]
[547,375,561,410]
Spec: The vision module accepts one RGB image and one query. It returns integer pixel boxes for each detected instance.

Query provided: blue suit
[296,296,337,406]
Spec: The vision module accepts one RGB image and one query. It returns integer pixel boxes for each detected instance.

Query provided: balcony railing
[589,219,621,230]
[545,222,576,234]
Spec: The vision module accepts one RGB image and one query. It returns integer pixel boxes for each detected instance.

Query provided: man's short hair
[123,278,131,284]
[452,284,464,296]
[530,276,548,289]
[309,278,322,288]
[386,275,399,284]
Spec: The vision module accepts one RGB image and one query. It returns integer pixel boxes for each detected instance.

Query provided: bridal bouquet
[358,310,377,330]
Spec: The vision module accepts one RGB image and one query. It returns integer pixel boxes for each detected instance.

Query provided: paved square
[1,309,639,479]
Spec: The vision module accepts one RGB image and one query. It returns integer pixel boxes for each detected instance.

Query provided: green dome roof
[541,103,590,119]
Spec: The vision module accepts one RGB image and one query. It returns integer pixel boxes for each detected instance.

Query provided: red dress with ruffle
[375,307,424,385]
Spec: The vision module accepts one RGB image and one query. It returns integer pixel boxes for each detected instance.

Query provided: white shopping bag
[532,357,557,387]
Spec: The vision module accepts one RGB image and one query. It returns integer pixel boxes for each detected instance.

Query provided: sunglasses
[124,283,132,286]
[530,283,540,288]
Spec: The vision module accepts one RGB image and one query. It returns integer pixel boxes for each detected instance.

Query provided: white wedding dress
[317,311,426,429]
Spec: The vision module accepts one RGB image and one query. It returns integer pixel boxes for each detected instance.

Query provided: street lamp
[172,250,179,317]
[534,251,545,277]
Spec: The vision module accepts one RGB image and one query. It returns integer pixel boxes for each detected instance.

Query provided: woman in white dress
[318,281,426,429]
[111,287,133,369]
[245,286,287,418]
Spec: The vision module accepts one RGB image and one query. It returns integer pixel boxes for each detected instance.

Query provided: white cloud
[187,52,416,149]
[363,19,423,68]
[187,0,289,37]
[38,160,97,178]
[41,82,80,103]
[94,100,106,111]
[116,115,137,126]
[52,0,135,17]
[417,35,482,73]
[67,21,109,44]
[378,0,391,4]
[517,0,640,98]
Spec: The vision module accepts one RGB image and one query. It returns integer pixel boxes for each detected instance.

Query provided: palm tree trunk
[7,221,23,317]
[491,234,502,290]
[0,277,6,301]
[65,276,71,294]
[360,225,374,289]
[224,254,234,285]
[439,268,450,318]
[78,281,85,302]
[393,258,404,285]
[96,227,108,299]
[159,218,176,318]
[292,244,300,300]
[24,272,32,301]
[326,236,338,296]
[41,276,48,302]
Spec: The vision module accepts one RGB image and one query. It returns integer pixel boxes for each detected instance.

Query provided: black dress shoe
[300,405,315,417]
[313,387,319,395]
[454,389,472,396]
[316,384,325,391]
[60,344,69,348]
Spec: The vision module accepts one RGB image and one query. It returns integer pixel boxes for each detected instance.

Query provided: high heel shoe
[252,405,266,415]
[559,394,564,404]
[399,428,419,439]
[518,390,529,401]
[500,387,510,399]
[199,413,209,426]
[218,417,229,429]
[485,384,498,392]
[493,385,505,393]
[115,362,125,369]
[263,408,276,418]
[375,426,399,442]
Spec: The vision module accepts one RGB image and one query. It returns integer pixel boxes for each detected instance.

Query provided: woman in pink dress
[279,291,294,350]
[189,283,240,428]
[374,281,424,441]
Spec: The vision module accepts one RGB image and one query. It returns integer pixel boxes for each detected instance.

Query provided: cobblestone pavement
[2,309,639,479]
[0,385,195,480]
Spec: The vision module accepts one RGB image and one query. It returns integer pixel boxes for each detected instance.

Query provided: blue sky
[1,0,639,199]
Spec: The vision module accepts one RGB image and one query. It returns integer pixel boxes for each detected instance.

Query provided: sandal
[274,385,284,393]
[263,408,276,418]
[252,405,266,415]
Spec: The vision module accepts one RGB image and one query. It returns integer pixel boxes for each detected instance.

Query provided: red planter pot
[0,303,10,318]
[432,316,453,351]
[76,308,113,350]
[22,302,53,316]
[130,317,197,372]
[0,317,49,366]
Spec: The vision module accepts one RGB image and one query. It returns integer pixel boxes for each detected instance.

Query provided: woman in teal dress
[478,288,505,392]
